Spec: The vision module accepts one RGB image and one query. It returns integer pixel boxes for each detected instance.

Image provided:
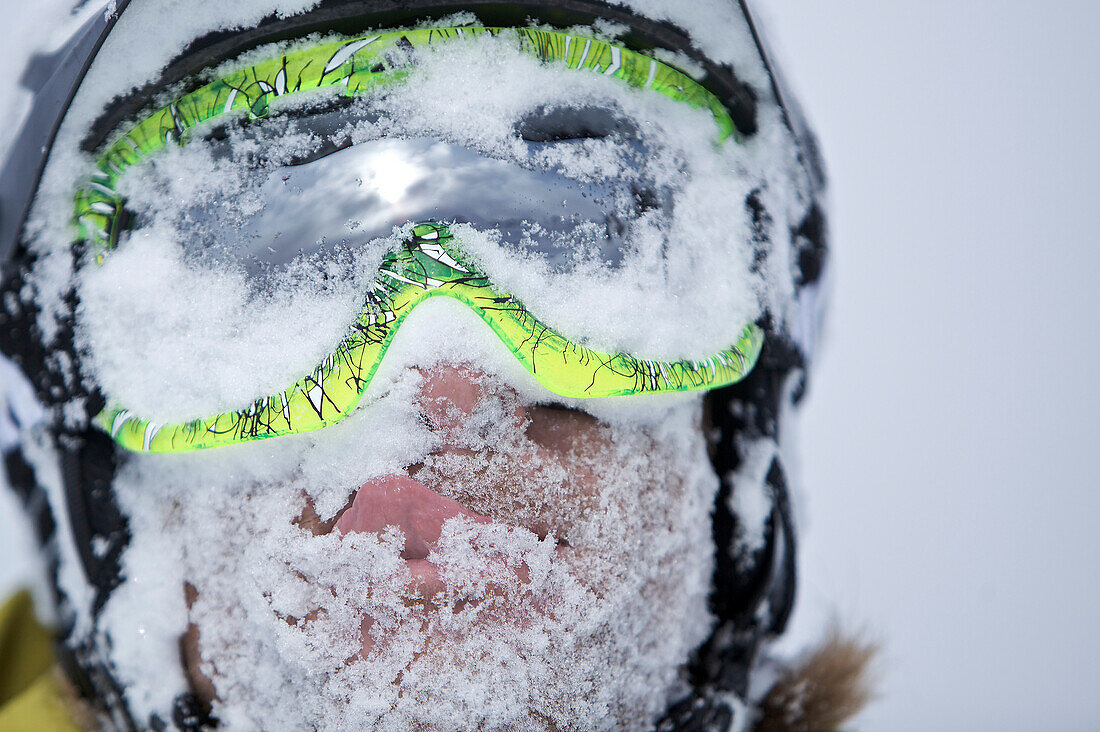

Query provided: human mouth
[334,474,499,602]
[335,474,492,559]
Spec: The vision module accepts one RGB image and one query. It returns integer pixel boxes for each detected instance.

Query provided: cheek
[524,406,597,453]
[525,406,618,500]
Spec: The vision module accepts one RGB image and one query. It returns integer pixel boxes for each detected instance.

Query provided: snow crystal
[589,18,630,41]
[0,354,46,452]
[729,437,778,557]
[419,11,479,29]
[651,46,709,81]
[97,522,190,723]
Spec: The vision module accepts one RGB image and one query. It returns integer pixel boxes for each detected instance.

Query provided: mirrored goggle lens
[182,129,655,272]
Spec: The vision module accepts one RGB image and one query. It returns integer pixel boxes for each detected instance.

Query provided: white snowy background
[1,1,1098,730]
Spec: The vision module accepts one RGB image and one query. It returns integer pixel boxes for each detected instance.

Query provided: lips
[335,474,491,557]
[332,365,549,606]
[335,474,495,599]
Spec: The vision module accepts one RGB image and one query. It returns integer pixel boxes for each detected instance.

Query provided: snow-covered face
[155,360,719,729]
[106,344,719,729]
[73,33,782,728]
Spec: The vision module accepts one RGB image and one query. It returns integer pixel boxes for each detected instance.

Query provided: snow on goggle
[97,222,763,452]
[74,26,761,453]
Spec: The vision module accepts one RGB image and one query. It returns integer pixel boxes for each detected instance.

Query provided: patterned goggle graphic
[99,223,763,453]
[76,26,760,453]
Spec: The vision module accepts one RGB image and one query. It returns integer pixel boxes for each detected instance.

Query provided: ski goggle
[75,26,764,454]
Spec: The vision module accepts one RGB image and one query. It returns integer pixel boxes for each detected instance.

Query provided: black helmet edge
[0,1,132,267]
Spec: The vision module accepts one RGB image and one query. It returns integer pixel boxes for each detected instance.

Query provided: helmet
[0,1,828,729]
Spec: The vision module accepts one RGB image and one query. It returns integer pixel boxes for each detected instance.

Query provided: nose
[415,362,526,433]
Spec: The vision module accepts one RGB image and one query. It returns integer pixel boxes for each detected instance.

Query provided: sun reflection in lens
[365,148,425,204]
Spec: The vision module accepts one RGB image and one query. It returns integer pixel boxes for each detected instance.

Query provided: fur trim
[754,629,877,732]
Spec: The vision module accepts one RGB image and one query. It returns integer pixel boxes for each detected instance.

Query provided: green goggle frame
[77,26,763,454]
[99,223,763,452]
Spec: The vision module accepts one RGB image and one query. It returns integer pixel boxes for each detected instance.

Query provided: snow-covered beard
[101,362,720,730]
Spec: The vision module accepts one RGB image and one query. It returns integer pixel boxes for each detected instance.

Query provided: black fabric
[0,249,125,610]
[658,695,735,731]
[664,337,802,729]
[0,233,135,729]
[0,256,69,413]
[794,204,827,287]
[60,430,128,617]
[171,691,217,731]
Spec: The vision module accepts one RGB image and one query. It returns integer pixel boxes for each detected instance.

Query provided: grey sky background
[756,1,1100,729]
[2,1,1099,729]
